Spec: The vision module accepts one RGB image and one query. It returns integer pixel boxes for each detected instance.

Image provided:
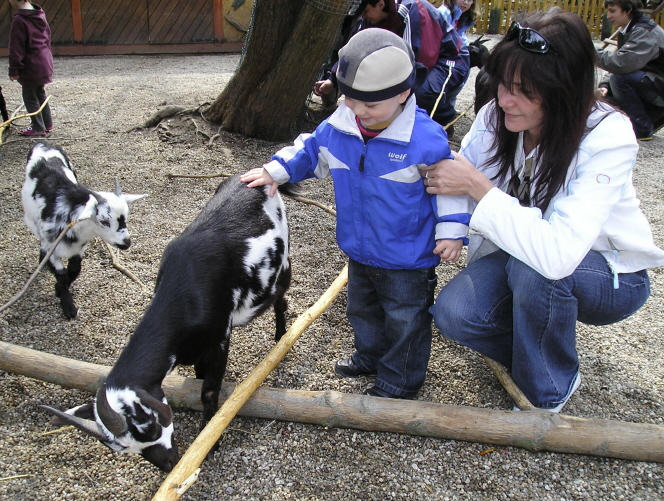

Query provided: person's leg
[507,251,650,409]
[609,71,656,138]
[371,266,437,398]
[36,86,53,130]
[432,250,514,367]
[21,85,45,131]
[415,56,470,126]
[345,259,387,373]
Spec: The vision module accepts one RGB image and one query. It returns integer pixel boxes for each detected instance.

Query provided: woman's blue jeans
[347,259,437,398]
[432,250,650,409]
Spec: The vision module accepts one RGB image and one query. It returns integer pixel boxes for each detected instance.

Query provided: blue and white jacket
[264,95,471,270]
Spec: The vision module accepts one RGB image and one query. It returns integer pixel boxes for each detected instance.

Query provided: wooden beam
[71,0,83,42]
[1,339,663,464]
[213,0,225,42]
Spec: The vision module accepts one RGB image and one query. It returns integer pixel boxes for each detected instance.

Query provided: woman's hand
[419,152,494,202]
[240,168,279,197]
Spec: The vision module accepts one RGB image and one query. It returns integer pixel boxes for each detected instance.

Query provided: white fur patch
[96,387,174,455]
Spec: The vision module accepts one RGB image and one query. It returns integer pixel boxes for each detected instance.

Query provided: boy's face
[605,4,632,28]
[344,90,410,128]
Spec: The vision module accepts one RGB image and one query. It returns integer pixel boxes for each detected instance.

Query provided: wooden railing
[430,0,664,38]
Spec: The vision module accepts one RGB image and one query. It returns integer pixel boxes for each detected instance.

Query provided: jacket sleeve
[263,127,329,185]
[8,19,27,77]
[427,125,473,243]
[597,26,661,74]
[468,112,638,280]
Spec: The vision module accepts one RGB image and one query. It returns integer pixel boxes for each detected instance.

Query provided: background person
[420,9,664,412]
[314,0,469,131]
[596,0,664,140]
[7,0,54,136]
[244,28,469,400]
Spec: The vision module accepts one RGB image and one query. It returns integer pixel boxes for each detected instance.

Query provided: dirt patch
[0,51,663,500]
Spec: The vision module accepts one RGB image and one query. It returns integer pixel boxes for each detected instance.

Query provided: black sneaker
[363,385,412,399]
[334,356,376,378]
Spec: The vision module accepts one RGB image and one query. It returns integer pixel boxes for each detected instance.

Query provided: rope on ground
[0,96,50,145]
[0,219,81,316]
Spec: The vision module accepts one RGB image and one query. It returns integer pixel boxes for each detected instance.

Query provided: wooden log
[1,339,663,465]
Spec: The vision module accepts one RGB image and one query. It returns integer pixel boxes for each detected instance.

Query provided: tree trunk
[204,0,352,141]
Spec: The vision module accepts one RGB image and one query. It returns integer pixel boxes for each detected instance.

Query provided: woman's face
[455,0,473,13]
[497,81,544,142]
[606,5,632,29]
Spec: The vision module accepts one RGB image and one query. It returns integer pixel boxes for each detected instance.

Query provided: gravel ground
[0,43,663,500]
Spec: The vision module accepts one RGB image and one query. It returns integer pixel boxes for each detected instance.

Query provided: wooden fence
[430,0,664,38]
[0,0,253,56]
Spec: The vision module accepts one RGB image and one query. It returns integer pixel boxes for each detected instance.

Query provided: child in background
[241,28,471,399]
[8,0,54,136]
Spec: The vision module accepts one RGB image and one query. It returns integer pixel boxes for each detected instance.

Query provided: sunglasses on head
[506,21,553,54]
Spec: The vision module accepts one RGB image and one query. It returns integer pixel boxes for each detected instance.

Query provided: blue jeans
[432,250,650,409]
[415,55,471,126]
[347,259,437,398]
[609,71,662,137]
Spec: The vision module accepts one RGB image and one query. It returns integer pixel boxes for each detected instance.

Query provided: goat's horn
[135,389,173,427]
[114,178,122,196]
[95,386,128,437]
[40,405,108,442]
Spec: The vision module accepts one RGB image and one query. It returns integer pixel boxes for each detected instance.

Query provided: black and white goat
[43,174,294,472]
[21,142,146,319]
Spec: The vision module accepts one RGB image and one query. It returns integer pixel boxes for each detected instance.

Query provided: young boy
[8,0,54,136]
[241,28,470,399]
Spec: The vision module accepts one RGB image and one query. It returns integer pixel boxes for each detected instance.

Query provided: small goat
[21,142,145,319]
[43,175,294,471]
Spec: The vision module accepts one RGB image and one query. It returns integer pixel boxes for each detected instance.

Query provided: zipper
[608,239,620,289]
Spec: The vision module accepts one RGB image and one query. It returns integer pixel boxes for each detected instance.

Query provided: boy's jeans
[347,259,437,398]
[432,250,650,409]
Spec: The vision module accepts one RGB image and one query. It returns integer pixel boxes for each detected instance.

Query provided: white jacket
[461,101,664,280]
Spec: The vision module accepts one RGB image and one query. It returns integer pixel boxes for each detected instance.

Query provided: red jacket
[8,4,53,87]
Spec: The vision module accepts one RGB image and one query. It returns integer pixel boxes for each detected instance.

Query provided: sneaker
[363,385,416,400]
[45,125,54,133]
[637,134,653,142]
[18,126,46,137]
[363,385,401,399]
[513,372,581,413]
[334,356,377,378]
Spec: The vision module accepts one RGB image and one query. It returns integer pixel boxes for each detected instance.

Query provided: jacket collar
[327,93,417,143]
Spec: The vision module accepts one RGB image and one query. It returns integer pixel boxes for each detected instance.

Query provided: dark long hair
[483,9,598,211]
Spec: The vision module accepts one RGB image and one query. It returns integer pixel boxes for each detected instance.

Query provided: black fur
[100,175,292,471]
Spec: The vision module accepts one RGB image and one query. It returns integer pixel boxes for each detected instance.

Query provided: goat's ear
[40,404,108,442]
[122,193,148,205]
[78,198,98,221]
[135,389,173,427]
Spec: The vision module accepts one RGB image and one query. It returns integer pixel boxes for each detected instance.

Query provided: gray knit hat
[336,28,416,102]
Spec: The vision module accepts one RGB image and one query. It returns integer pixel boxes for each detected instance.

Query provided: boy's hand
[240,168,279,197]
[434,239,463,263]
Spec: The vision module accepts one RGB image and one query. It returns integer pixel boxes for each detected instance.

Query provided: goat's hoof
[62,305,78,320]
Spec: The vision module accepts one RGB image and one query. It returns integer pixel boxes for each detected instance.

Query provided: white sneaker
[513,372,581,413]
